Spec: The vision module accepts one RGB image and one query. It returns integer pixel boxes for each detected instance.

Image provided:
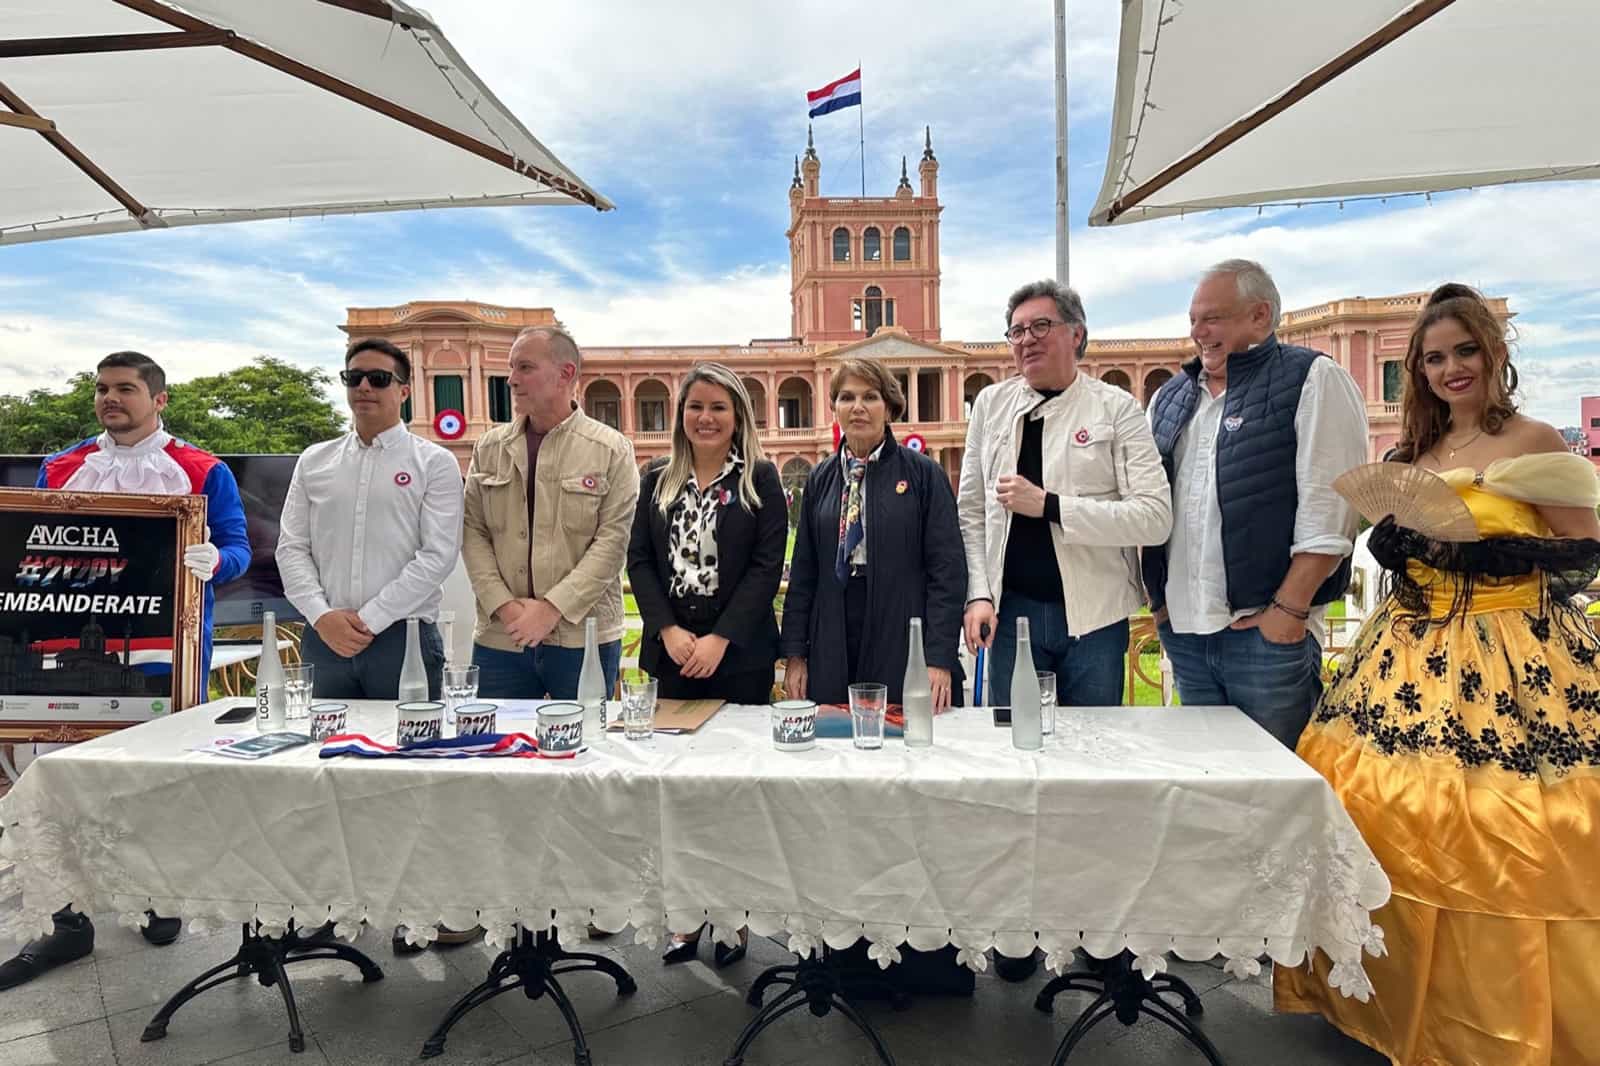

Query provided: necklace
[1444,427,1484,459]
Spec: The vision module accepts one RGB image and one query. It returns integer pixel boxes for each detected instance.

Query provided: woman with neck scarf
[1275,285,1600,1066]
[781,356,967,710]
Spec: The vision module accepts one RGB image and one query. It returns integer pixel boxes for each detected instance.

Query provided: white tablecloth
[0,701,1391,997]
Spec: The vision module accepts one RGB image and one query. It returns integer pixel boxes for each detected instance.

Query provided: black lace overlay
[1314,597,1600,777]
[1368,515,1600,630]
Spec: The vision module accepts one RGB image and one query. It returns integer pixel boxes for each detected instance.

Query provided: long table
[0,700,1390,1062]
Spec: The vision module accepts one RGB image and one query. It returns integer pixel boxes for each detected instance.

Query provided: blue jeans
[989,592,1128,707]
[1157,623,1322,748]
[472,640,621,700]
[302,619,444,701]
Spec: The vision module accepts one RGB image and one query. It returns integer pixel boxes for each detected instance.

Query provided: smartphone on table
[214,704,256,725]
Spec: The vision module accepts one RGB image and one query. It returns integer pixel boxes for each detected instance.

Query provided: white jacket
[957,372,1172,637]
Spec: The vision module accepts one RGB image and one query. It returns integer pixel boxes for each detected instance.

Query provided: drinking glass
[443,664,479,723]
[283,664,315,721]
[1037,671,1056,736]
[621,678,658,740]
[848,683,887,750]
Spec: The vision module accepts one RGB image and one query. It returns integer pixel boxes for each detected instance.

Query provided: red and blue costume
[38,437,251,697]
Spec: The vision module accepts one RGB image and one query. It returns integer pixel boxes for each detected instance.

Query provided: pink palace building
[343,129,1511,487]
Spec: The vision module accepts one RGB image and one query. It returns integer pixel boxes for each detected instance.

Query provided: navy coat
[780,428,966,704]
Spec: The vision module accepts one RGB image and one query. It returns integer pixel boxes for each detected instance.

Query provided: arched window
[863,227,881,262]
[864,286,884,336]
[893,226,911,261]
[832,227,851,262]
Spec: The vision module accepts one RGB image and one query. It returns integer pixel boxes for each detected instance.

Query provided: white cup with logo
[309,702,348,741]
[536,702,584,755]
[453,702,498,738]
[771,699,817,752]
[396,701,444,746]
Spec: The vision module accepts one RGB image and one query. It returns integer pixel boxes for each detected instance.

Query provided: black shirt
[1001,391,1065,604]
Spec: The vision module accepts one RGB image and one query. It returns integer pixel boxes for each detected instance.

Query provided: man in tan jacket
[463,325,638,698]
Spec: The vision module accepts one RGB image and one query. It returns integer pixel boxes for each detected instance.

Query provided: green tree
[0,373,100,454]
[165,357,345,453]
[0,357,345,455]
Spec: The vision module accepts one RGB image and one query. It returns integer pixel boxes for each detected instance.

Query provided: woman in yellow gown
[1275,285,1600,1066]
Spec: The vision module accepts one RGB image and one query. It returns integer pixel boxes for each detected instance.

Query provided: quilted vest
[1142,336,1352,614]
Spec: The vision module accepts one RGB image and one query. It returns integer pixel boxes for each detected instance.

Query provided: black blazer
[627,457,787,678]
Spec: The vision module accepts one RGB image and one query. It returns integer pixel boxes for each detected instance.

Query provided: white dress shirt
[276,422,463,636]
[1163,354,1368,643]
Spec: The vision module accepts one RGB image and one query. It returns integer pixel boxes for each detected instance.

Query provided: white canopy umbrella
[1,0,610,245]
[1090,0,1599,226]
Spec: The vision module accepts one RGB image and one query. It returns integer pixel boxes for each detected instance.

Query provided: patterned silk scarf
[834,442,879,584]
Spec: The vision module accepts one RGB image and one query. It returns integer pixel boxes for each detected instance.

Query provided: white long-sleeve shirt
[1162,355,1368,642]
[276,422,463,636]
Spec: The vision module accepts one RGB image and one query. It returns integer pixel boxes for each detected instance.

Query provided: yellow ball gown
[1275,452,1600,1066]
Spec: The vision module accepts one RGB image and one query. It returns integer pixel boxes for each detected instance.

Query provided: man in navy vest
[1143,260,1367,748]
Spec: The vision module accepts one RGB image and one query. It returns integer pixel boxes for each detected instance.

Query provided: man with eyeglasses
[1142,259,1366,749]
[959,283,1175,867]
[276,337,463,702]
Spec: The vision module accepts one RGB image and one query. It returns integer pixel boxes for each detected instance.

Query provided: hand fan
[1332,462,1480,542]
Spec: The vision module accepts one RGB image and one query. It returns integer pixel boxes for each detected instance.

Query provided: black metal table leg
[1034,951,1224,1066]
[141,921,383,1054]
[420,927,635,1064]
[723,945,901,1066]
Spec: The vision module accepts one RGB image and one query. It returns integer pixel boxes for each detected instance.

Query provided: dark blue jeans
[472,640,621,700]
[989,592,1128,707]
[1157,622,1322,748]
[301,619,444,701]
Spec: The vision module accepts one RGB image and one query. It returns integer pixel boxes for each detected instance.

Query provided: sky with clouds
[3,0,1599,427]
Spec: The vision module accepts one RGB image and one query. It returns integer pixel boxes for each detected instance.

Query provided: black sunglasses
[340,368,405,388]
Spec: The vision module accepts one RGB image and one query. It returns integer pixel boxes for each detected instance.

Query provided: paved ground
[0,907,1393,1066]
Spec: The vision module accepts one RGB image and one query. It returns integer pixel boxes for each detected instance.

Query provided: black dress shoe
[994,949,1039,983]
[0,911,94,990]
[140,912,182,946]
[713,932,748,968]
[661,933,701,965]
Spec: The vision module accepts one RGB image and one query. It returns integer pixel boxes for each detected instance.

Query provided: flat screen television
[0,453,302,627]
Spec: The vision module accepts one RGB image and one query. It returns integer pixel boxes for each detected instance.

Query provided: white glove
[184,530,220,583]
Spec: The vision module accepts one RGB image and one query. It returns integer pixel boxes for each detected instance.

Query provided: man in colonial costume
[1,351,249,990]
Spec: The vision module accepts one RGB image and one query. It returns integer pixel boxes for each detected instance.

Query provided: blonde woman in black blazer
[627,362,786,966]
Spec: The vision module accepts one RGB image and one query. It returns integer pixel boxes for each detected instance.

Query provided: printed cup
[396,701,444,746]
[771,699,817,752]
[454,702,498,737]
[308,702,348,742]
[536,702,585,755]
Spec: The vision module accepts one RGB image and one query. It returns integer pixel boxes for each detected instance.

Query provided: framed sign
[0,488,206,742]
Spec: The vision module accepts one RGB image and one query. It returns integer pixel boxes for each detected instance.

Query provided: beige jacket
[462,408,639,650]
[957,372,1172,637]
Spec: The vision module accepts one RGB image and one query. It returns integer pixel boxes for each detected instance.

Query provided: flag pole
[857,61,866,196]
[1053,0,1069,285]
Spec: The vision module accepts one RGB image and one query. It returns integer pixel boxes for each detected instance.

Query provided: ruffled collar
[62,425,191,496]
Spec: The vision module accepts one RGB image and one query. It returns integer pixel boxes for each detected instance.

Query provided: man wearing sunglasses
[276,337,463,702]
